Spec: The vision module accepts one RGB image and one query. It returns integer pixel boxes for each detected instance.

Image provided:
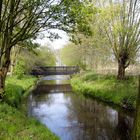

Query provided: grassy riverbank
[71,72,138,110]
[5,75,37,107]
[0,75,59,140]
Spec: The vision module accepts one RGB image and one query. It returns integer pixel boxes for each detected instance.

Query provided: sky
[35,30,69,50]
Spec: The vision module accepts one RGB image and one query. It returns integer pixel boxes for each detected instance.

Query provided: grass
[4,75,37,107]
[133,103,140,140]
[0,75,59,140]
[71,72,138,110]
[0,103,59,140]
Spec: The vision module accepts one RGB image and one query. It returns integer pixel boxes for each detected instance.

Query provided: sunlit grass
[71,72,138,109]
[0,103,59,140]
[0,75,59,140]
[4,75,37,107]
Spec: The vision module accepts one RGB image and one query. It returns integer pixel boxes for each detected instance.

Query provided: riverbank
[71,72,138,110]
[0,75,59,140]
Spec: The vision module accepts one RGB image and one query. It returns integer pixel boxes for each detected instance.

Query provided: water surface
[28,75,134,140]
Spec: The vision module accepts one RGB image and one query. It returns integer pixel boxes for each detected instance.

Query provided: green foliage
[71,72,138,109]
[0,103,59,140]
[13,58,26,79]
[0,0,91,99]
[60,43,82,66]
[35,47,56,66]
[96,0,140,79]
[67,0,140,79]
[5,84,23,107]
[13,47,56,76]
[60,29,113,71]
[4,76,37,107]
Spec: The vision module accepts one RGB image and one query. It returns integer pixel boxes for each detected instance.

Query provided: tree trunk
[0,49,11,99]
[0,68,7,99]
[10,45,20,76]
[117,62,125,80]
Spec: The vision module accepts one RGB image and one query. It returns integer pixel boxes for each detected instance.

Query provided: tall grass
[71,72,138,109]
[0,103,59,140]
[0,75,59,140]
[4,75,37,107]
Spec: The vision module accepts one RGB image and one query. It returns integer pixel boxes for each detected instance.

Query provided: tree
[13,46,56,78]
[10,40,39,76]
[60,43,83,67]
[0,0,89,98]
[61,30,113,71]
[97,0,140,79]
[10,45,21,76]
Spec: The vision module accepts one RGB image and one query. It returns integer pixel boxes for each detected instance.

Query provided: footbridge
[31,66,79,76]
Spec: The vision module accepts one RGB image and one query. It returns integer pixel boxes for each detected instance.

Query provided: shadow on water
[32,84,72,93]
[28,75,134,140]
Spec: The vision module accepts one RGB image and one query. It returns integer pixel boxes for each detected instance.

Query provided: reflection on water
[28,76,134,140]
[32,84,72,93]
[41,75,70,81]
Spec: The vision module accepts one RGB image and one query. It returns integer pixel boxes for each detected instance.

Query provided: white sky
[35,30,69,50]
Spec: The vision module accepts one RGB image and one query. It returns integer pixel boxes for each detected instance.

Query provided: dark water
[28,75,134,140]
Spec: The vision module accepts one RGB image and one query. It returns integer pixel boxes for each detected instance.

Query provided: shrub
[13,58,26,79]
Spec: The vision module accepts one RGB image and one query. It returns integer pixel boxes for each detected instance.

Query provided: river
[28,75,134,140]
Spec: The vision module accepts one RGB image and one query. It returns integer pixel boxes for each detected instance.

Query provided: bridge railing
[31,66,79,75]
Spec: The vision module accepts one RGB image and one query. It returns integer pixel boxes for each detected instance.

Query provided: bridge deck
[31,66,79,75]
